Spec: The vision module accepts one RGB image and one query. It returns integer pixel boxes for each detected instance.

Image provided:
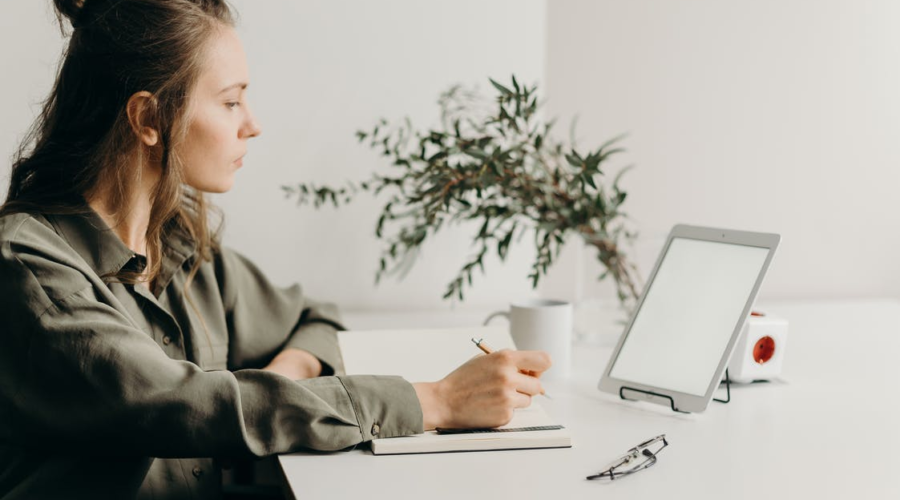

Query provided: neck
[89,196,153,256]
[87,164,161,257]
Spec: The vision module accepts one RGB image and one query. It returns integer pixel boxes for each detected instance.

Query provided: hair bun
[53,0,87,29]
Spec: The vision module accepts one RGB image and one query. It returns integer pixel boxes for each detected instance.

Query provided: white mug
[483,299,573,380]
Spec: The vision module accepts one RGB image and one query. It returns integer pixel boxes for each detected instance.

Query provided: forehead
[197,25,249,96]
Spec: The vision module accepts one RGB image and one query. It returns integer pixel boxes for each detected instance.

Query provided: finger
[510,390,533,409]
[508,350,553,373]
[511,371,545,397]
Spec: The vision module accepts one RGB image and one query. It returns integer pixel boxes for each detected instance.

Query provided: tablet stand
[618,369,732,413]
[712,369,731,404]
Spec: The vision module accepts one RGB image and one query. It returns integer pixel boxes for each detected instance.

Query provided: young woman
[0,1,551,498]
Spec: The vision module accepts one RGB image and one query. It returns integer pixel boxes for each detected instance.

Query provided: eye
[226,101,241,109]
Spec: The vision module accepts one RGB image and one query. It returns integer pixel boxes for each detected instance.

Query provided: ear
[126,91,160,147]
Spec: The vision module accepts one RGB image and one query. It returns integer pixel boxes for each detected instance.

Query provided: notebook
[337,326,572,455]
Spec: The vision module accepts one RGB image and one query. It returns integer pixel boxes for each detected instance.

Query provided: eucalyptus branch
[283,75,643,307]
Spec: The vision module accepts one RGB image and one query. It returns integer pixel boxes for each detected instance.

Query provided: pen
[471,337,550,398]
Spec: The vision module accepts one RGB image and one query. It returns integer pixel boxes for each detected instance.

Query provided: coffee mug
[483,299,573,380]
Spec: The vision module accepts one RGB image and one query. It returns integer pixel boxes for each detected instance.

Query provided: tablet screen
[608,237,770,396]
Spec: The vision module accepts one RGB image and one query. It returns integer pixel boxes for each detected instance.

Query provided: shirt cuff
[336,375,424,441]
[285,322,345,376]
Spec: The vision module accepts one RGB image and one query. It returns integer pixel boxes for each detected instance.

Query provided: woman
[0,1,551,498]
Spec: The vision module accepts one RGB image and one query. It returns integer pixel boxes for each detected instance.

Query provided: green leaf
[465,148,489,160]
[511,75,520,94]
[598,132,628,153]
[478,218,490,238]
[595,194,607,213]
[612,164,634,192]
[598,147,625,162]
[565,153,582,168]
[427,151,448,163]
[489,78,513,96]
[498,229,514,260]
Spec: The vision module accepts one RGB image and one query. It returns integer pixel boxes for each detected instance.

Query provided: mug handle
[483,311,510,326]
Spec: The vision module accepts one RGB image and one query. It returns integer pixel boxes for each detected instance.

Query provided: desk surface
[278,300,900,499]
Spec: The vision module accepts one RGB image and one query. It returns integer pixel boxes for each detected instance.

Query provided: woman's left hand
[262,348,323,380]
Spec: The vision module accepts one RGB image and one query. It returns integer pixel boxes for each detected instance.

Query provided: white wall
[0,3,65,197]
[546,0,900,302]
[4,0,897,314]
[0,0,547,313]
[220,0,546,312]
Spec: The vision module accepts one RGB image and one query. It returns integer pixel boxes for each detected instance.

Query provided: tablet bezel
[597,224,781,413]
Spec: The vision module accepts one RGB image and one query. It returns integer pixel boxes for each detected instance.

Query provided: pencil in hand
[471,337,551,398]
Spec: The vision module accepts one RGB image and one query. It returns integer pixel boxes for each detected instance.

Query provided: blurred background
[2,0,898,316]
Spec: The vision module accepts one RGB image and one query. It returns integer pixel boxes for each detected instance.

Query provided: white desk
[278,300,900,499]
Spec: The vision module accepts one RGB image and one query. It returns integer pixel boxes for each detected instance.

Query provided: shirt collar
[154,217,196,294]
[46,206,197,289]
[46,207,136,279]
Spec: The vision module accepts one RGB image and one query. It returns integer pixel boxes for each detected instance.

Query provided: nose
[241,103,262,139]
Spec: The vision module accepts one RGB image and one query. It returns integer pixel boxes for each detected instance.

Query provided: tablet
[598,224,780,413]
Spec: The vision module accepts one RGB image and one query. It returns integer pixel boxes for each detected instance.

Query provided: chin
[207,181,235,194]
[187,177,235,194]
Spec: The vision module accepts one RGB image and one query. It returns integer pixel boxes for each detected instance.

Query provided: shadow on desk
[222,457,286,500]
[565,377,789,419]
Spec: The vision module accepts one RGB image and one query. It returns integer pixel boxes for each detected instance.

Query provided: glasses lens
[642,437,667,457]
[587,453,655,480]
[619,453,657,474]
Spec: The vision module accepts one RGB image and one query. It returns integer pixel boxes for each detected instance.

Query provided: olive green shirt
[0,208,424,499]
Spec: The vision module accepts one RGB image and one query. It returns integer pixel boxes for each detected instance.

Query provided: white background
[546,0,900,303]
[2,1,897,314]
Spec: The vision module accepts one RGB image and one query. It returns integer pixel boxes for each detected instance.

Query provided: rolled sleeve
[337,375,425,441]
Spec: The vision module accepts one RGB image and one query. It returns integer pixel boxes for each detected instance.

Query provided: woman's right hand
[412,349,552,430]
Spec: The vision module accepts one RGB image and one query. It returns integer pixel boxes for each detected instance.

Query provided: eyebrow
[218,82,248,94]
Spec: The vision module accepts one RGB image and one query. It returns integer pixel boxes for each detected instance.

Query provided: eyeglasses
[586,434,669,481]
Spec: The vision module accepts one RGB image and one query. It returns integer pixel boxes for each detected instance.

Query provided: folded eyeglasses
[586,434,669,481]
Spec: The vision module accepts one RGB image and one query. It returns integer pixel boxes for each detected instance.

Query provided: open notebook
[338,326,572,455]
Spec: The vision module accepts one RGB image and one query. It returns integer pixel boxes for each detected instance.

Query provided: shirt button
[162,336,172,345]
[371,423,381,436]
[192,466,203,478]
